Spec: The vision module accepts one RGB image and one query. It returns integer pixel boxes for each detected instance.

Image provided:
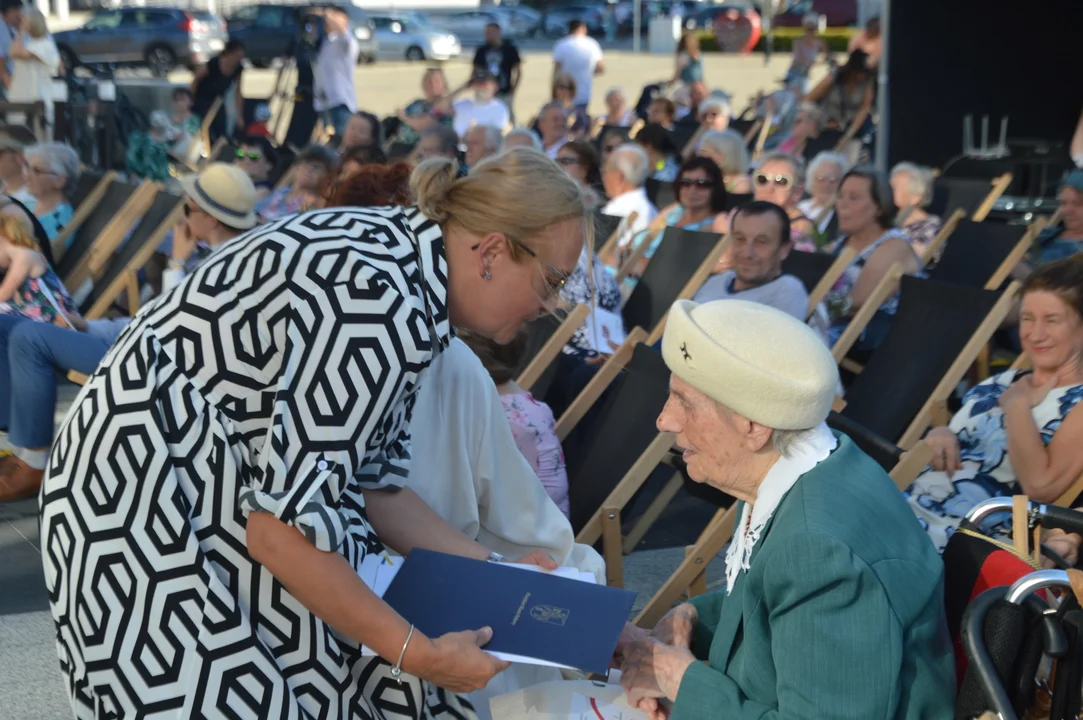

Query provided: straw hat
[0,125,36,152]
[661,299,838,430]
[178,163,258,230]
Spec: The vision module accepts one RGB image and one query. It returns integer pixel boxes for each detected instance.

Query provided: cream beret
[660,299,838,430]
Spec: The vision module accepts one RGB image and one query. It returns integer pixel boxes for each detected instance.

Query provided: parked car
[437,10,516,43]
[54,7,228,77]
[486,5,544,38]
[369,13,460,62]
[226,3,377,68]
[542,3,608,37]
[772,0,857,27]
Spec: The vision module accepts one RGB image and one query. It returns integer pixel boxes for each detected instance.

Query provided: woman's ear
[473,232,507,279]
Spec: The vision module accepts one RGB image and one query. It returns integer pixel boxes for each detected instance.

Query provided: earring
[483,270,492,280]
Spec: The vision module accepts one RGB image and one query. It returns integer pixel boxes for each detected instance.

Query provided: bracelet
[389,624,415,684]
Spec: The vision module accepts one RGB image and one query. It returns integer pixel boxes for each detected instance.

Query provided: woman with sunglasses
[547,71,589,139]
[235,135,278,200]
[39,148,590,720]
[556,140,604,210]
[752,152,817,252]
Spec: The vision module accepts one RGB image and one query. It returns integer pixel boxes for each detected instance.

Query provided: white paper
[360,561,596,666]
[582,306,626,354]
[569,693,650,720]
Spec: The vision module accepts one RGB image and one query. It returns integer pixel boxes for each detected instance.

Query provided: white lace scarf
[723,424,838,594]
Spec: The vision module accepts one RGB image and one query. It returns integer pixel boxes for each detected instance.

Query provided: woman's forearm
[246,511,437,674]
[1003,398,1062,502]
[362,486,490,561]
[0,251,29,302]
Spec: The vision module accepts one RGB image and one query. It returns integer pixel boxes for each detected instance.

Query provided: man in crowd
[693,201,809,322]
[463,124,502,170]
[552,19,604,113]
[473,22,521,124]
[537,102,569,159]
[600,143,657,253]
[313,6,360,139]
[0,125,33,201]
[0,0,22,95]
[452,69,510,141]
[414,124,460,164]
[0,164,258,501]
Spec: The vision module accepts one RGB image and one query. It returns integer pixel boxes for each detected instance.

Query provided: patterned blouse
[560,245,622,358]
[6,264,78,325]
[255,186,310,221]
[501,391,570,518]
[906,370,1083,552]
[40,207,481,720]
[901,214,942,262]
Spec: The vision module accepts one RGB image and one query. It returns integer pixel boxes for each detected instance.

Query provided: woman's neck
[847,223,885,248]
[33,192,64,215]
[496,380,521,396]
[682,205,712,224]
[904,207,928,226]
[1061,222,1083,240]
[1032,358,1083,388]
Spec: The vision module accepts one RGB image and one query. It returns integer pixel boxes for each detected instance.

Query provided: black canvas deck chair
[928,174,1012,222]
[801,130,844,163]
[780,248,855,318]
[51,170,118,262]
[722,191,753,212]
[622,227,728,344]
[833,274,1020,450]
[56,179,155,290]
[927,219,1039,290]
[645,177,675,210]
[593,213,623,253]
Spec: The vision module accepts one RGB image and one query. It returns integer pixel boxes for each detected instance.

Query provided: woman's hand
[171,219,198,263]
[1042,529,1081,567]
[925,426,961,477]
[619,637,696,707]
[612,621,649,667]
[1000,374,1059,411]
[414,627,511,693]
[512,550,558,571]
[650,603,697,649]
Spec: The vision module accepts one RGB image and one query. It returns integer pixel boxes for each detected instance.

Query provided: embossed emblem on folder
[529,604,570,626]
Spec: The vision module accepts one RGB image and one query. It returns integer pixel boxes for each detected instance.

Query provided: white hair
[501,127,542,152]
[771,427,819,457]
[698,94,730,119]
[890,161,935,207]
[25,142,80,196]
[698,129,749,176]
[605,87,625,102]
[607,143,650,187]
[467,124,503,154]
[806,151,849,186]
[757,151,806,185]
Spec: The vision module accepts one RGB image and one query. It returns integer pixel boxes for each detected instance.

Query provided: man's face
[464,129,491,167]
[474,78,497,102]
[324,9,348,33]
[4,8,21,27]
[0,149,23,180]
[728,210,790,287]
[415,135,451,163]
[689,82,708,108]
[540,107,566,140]
[485,24,500,45]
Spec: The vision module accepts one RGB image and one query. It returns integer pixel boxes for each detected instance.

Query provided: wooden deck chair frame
[830,263,904,364]
[200,137,230,169]
[62,182,158,291]
[919,208,965,267]
[597,211,638,268]
[984,219,1042,291]
[750,111,774,162]
[51,171,119,263]
[805,247,854,319]
[971,173,1013,223]
[633,438,937,628]
[627,119,645,139]
[614,232,653,283]
[515,304,590,392]
[198,97,222,157]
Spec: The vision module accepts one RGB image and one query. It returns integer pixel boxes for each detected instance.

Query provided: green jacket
[672,435,955,720]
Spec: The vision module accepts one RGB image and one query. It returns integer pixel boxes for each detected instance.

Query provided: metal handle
[965,497,1083,535]
[1006,569,1070,605]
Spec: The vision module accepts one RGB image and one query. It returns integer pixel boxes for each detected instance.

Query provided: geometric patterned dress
[39,206,478,720]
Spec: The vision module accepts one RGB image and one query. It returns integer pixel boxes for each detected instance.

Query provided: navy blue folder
[381,549,636,676]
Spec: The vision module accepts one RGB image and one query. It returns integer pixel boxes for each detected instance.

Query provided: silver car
[369,13,461,62]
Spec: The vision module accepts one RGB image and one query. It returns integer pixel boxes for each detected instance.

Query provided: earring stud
[483,271,491,280]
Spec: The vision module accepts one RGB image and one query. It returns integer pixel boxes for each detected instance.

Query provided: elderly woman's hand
[1042,528,1081,567]
[925,426,961,478]
[619,636,696,708]
[1000,373,1059,411]
[651,603,697,649]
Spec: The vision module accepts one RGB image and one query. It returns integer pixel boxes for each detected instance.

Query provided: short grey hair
[699,94,730,119]
[771,427,819,457]
[795,101,824,132]
[607,143,650,187]
[467,124,503,154]
[420,125,459,156]
[502,127,542,151]
[25,142,80,197]
[890,161,935,208]
[757,151,806,187]
[806,151,849,186]
[539,101,568,124]
[698,129,749,176]
[605,87,625,102]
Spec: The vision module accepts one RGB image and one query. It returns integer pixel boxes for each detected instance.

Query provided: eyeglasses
[28,165,57,176]
[236,150,262,161]
[555,156,582,166]
[755,173,793,188]
[677,177,713,189]
[471,236,570,300]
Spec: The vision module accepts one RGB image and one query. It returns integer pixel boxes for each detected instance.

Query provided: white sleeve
[552,40,565,65]
[1074,153,1083,168]
[161,266,187,294]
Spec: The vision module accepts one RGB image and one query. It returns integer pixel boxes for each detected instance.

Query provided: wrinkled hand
[513,550,558,571]
[634,697,669,720]
[620,637,696,708]
[1043,529,1081,568]
[421,627,510,693]
[925,426,961,478]
[651,603,697,649]
[999,374,1058,411]
[611,621,649,668]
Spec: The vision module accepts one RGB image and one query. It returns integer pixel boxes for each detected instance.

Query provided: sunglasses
[471,236,569,300]
[677,177,713,189]
[236,150,262,161]
[555,156,582,166]
[755,173,793,188]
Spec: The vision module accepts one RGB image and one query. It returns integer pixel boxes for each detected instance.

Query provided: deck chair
[55,179,151,289]
[645,177,675,210]
[836,275,1021,450]
[51,170,118,262]
[593,213,623,253]
[622,227,729,344]
[514,304,590,398]
[928,174,1012,222]
[927,219,1038,290]
[722,191,753,212]
[780,248,855,318]
[801,130,844,163]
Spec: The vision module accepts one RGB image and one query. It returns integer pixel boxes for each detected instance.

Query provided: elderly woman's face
[553,80,574,103]
[605,92,624,114]
[1020,290,1083,374]
[541,107,567,142]
[890,172,921,210]
[836,175,880,233]
[809,161,842,203]
[792,110,817,139]
[1059,187,1083,232]
[647,101,671,127]
[422,71,446,98]
[700,106,728,131]
[677,167,713,212]
[26,157,65,197]
[657,375,767,496]
[754,159,800,209]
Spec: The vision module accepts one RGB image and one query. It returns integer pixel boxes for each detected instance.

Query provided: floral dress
[901,215,942,262]
[501,391,570,518]
[6,264,78,325]
[905,369,1083,553]
[824,229,911,345]
[560,245,622,359]
[255,187,309,221]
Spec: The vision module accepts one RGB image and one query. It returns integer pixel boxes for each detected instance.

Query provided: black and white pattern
[40,207,476,720]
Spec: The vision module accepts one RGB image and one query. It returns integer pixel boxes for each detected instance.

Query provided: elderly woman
[537,102,570,158]
[556,139,603,209]
[753,152,817,251]
[907,257,1083,552]
[37,150,591,718]
[255,144,338,221]
[681,94,731,161]
[396,67,456,147]
[635,156,728,267]
[343,111,384,153]
[825,167,920,350]
[501,127,542,152]
[600,88,635,127]
[546,72,589,138]
[776,102,824,157]
[1031,170,1083,265]
[697,129,752,194]
[890,162,942,260]
[614,299,954,719]
[798,151,848,241]
[7,9,60,134]
[23,143,79,244]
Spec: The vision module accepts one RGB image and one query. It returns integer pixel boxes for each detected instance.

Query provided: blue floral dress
[905,369,1083,552]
